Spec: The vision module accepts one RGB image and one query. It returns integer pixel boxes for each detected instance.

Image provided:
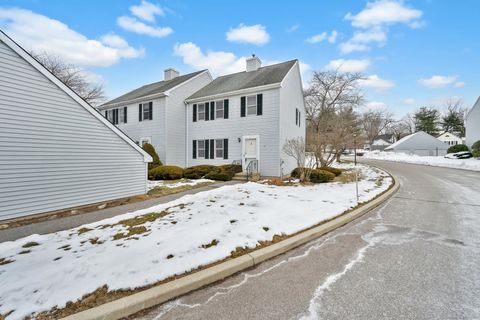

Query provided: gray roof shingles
[102,70,206,106]
[188,59,297,100]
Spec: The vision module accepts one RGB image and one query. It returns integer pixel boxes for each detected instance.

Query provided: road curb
[63,174,400,320]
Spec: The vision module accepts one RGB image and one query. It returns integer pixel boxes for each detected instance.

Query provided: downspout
[185,100,188,167]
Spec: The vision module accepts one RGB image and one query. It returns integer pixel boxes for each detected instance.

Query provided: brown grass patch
[201,239,219,249]
[22,241,39,248]
[77,228,93,235]
[113,226,148,240]
[0,257,14,265]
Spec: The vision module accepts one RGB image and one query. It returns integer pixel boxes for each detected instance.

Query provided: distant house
[98,69,212,167]
[0,31,152,221]
[465,97,480,148]
[384,131,448,156]
[370,134,396,151]
[185,56,306,177]
[437,132,463,147]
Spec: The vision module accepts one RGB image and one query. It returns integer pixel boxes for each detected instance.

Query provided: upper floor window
[197,103,206,121]
[215,100,224,119]
[139,102,153,121]
[247,95,257,116]
[105,107,127,125]
[106,109,115,123]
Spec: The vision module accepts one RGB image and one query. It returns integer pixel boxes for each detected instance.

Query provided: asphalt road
[134,160,480,320]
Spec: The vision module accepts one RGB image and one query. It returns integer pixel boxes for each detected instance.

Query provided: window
[215,139,224,158]
[139,102,152,121]
[197,140,205,158]
[197,103,205,121]
[119,107,127,124]
[106,109,114,123]
[143,103,151,120]
[215,100,224,119]
[295,108,301,127]
[247,95,257,115]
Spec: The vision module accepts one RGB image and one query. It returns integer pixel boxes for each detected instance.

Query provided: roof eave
[186,82,281,104]
[99,92,168,110]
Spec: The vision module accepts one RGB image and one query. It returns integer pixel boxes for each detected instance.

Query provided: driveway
[134,160,480,320]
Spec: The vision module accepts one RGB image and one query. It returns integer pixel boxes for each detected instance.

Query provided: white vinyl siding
[0,39,147,221]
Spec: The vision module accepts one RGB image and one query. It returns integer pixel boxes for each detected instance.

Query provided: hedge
[319,166,342,176]
[219,164,242,175]
[472,141,480,158]
[447,144,469,154]
[142,143,162,170]
[148,166,184,180]
[184,165,218,179]
[204,170,233,181]
[310,169,335,183]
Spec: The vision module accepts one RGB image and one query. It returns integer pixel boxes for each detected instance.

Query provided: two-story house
[466,97,480,148]
[98,68,212,167]
[185,56,305,177]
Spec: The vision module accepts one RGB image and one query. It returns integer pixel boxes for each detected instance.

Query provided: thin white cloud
[0,8,143,67]
[307,30,337,44]
[402,98,416,105]
[454,81,465,88]
[174,42,245,76]
[418,75,458,89]
[328,30,339,43]
[326,59,370,73]
[345,0,424,29]
[117,16,172,38]
[339,42,370,54]
[365,101,387,110]
[226,24,270,46]
[339,27,386,54]
[130,0,164,22]
[287,24,299,32]
[358,74,394,92]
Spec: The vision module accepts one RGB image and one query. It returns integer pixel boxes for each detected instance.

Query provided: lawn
[0,163,392,319]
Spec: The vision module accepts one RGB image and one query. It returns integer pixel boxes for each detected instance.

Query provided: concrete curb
[63,174,400,320]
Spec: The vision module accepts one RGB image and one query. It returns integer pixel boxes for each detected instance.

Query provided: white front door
[242,136,259,172]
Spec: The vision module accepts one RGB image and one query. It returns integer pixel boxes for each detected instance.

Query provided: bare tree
[305,69,364,167]
[31,51,106,106]
[282,137,313,182]
[362,109,394,146]
[441,98,467,137]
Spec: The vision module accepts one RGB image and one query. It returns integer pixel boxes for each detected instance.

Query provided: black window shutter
[149,102,153,120]
[223,139,228,159]
[193,104,197,122]
[139,104,142,121]
[299,111,301,127]
[192,140,197,159]
[210,101,215,120]
[205,102,210,121]
[240,96,246,117]
[210,139,214,159]
[296,108,298,125]
[114,109,119,124]
[224,99,229,119]
[257,94,263,116]
[205,139,210,159]
[104,110,108,118]
[124,106,128,123]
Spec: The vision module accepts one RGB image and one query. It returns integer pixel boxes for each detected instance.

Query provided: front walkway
[0,180,240,242]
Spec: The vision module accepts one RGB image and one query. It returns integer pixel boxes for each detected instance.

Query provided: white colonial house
[98,68,212,167]
[437,132,464,146]
[465,97,480,148]
[185,56,305,177]
[385,131,448,156]
[0,31,152,220]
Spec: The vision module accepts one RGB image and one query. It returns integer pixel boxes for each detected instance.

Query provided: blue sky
[0,0,478,117]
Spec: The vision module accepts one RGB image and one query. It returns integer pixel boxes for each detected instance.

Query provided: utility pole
[353,133,357,166]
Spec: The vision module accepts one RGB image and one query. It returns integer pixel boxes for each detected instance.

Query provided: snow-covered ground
[0,163,392,319]
[364,151,480,172]
[148,178,214,191]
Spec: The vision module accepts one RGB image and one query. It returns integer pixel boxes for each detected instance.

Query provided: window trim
[215,100,224,119]
[197,139,206,158]
[197,103,206,121]
[215,139,224,159]
[246,95,257,116]
[142,103,151,121]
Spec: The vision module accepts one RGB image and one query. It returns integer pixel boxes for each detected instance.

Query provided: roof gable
[385,131,447,150]
[188,60,297,100]
[0,30,152,162]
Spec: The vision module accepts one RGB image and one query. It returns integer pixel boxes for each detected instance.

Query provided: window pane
[198,104,205,112]
[216,149,223,158]
[198,140,205,148]
[198,150,205,157]
[247,95,256,106]
[198,113,205,120]
[216,139,223,148]
[216,100,224,109]
[143,104,150,120]
[119,110,125,123]
[247,105,256,115]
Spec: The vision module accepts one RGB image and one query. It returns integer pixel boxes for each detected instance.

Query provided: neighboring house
[370,134,396,151]
[0,31,152,221]
[185,56,305,177]
[437,132,463,146]
[384,131,448,156]
[98,69,212,167]
[465,97,480,148]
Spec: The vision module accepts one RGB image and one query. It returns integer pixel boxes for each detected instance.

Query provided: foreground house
[385,131,448,156]
[99,69,212,167]
[437,132,464,146]
[0,31,152,221]
[185,56,305,176]
[466,97,480,148]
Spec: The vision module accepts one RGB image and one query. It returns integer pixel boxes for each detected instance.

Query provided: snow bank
[364,151,480,172]
[0,163,391,319]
